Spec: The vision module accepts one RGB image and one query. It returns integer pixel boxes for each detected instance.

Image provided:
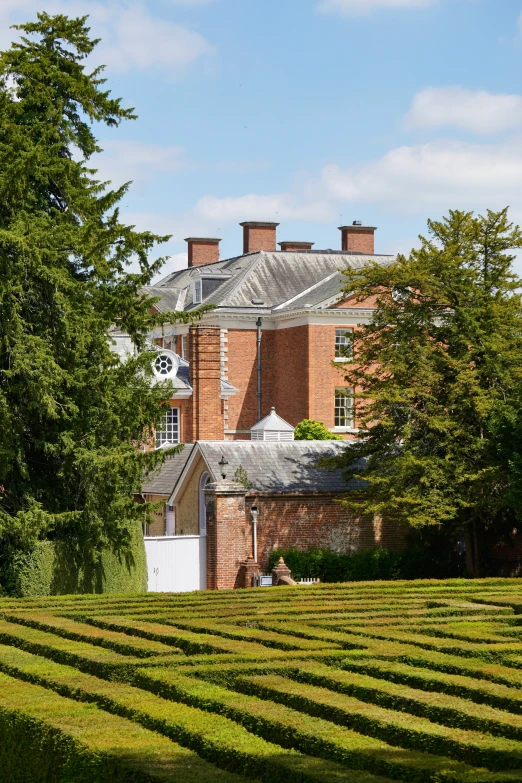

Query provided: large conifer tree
[0,14,190,562]
[330,209,522,575]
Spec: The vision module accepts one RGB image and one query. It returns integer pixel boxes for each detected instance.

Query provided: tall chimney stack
[240,221,279,254]
[338,222,376,255]
[185,237,221,267]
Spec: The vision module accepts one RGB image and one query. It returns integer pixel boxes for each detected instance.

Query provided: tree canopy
[329,209,522,575]
[0,13,192,562]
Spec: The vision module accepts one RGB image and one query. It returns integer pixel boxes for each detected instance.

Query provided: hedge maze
[2,580,522,782]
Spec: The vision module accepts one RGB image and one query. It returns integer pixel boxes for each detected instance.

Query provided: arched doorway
[199,472,211,536]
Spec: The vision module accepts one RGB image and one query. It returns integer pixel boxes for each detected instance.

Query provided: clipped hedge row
[0,644,387,783]
[0,671,245,783]
[268,545,465,583]
[0,521,147,597]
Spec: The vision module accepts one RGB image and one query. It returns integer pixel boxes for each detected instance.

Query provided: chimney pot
[240,221,279,254]
[185,237,221,268]
[338,224,377,255]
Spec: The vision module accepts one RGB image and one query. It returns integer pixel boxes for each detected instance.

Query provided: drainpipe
[251,505,258,562]
[256,317,262,422]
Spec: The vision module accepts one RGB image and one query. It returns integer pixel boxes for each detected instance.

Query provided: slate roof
[146,250,393,314]
[197,441,363,494]
[142,444,195,495]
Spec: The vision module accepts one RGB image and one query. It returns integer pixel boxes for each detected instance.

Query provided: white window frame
[181,334,188,360]
[334,388,355,431]
[334,328,354,361]
[199,472,211,536]
[194,280,202,304]
[155,407,180,448]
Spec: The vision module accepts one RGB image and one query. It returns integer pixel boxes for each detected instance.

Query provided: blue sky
[3,0,522,276]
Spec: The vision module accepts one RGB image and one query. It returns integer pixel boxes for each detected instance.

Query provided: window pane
[155,407,180,448]
[181,335,188,360]
[335,388,354,428]
[335,328,353,358]
[194,281,202,304]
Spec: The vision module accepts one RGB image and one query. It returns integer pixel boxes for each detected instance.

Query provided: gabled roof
[146,250,393,315]
[142,444,195,495]
[168,441,364,502]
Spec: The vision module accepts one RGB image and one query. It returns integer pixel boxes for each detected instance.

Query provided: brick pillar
[204,480,250,590]
[238,556,261,588]
[186,326,223,441]
[272,557,297,586]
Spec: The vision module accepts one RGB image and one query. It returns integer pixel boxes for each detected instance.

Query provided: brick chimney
[240,222,279,254]
[185,237,221,267]
[278,241,315,252]
[339,222,377,254]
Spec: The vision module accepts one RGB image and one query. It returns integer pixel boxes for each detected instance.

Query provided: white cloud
[0,1,212,75]
[323,138,522,210]
[194,193,335,223]
[317,0,435,15]
[404,87,522,135]
[95,140,188,187]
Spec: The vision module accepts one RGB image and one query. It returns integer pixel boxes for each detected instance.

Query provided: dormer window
[194,280,202,304]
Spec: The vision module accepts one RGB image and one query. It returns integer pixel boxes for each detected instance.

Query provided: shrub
[268,545,465,583]
[294,420,344,441]
[0,521,147,597]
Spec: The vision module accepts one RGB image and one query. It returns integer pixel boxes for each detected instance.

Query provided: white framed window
[155,407,180,448]
[194,280,202,304]
[335,328,353,360]
[335,388,354,429]
[181,334,188,360]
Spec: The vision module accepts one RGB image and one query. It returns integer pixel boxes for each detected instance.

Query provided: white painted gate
[144,535,207,593]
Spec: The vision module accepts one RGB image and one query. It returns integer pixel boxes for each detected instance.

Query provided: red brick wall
[187,241,220,267]
[224,323,360,438]
[262,325,310,425]
[203,484,407,589]
[249,494,408,572]
[186,326,224,441]
[225,328,259,437]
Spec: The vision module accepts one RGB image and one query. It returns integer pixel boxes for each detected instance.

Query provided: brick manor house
[133,220,393,447]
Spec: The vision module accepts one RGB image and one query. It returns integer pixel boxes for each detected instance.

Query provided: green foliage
[0,520,147,596]
[268,545,465,582]
[326,209,522,576]
[1,583,522,780]
[0,14,197,570]
[233,466,252,490]
[0,672,239,783]
[294,419,344,441]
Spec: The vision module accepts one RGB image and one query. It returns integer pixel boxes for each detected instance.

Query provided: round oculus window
[154,354,174,376]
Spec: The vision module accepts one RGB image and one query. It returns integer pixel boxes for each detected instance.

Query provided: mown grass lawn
[1,579,522,782]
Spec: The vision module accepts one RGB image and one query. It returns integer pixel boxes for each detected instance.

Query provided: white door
[144,535,207,593]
